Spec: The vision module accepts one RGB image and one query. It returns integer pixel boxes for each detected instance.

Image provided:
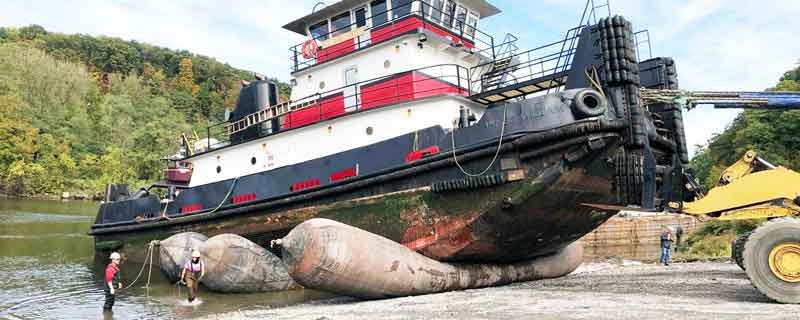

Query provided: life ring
[301,39,319,59]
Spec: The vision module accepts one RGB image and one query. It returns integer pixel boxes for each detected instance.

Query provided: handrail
[224,64,471,138]
[469,0,611,96]
[289,0,496,72]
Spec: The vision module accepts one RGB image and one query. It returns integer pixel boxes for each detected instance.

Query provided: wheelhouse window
[370,0,388,27]
[392,0,413,19]
[465,13,478,39]
[310,20,329,41]
[454,5,467,33]
[428,0,444,23]
[355,7,368,28]
[444,1,456,28]
[331,12,352,37]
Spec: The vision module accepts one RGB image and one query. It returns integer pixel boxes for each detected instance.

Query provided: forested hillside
[690,64,800,189]
[0,25,287,197]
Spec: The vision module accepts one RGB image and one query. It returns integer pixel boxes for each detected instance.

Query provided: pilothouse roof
[283,0,501,36]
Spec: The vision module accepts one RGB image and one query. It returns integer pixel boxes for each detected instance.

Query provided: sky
[2,0,799,158]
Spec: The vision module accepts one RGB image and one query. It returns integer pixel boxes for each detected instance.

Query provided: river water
[0,198,331,320]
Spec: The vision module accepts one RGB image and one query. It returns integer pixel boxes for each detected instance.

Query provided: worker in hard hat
[179,249,205,302]
[103,252,123,311]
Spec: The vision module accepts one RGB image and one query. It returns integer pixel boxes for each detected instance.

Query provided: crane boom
[641,89,800,110]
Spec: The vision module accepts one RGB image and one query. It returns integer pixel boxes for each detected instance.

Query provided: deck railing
[187,64,471,155]
[194,0,613,153]
[289,0,496,72]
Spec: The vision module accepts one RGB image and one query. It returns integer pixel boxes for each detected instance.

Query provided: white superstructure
[185,0,505,187]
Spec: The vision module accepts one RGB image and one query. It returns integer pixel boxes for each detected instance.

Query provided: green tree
[0,95,38,171]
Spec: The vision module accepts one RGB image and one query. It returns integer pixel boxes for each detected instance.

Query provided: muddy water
[0,198,331,320]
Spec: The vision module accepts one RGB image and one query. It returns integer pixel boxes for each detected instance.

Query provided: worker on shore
[675,224,684,251]
[103,252,123,311]
[659,226,674,266]
[179,249,205,302]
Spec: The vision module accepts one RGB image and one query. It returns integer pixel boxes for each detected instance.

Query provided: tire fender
[571,89,608,118]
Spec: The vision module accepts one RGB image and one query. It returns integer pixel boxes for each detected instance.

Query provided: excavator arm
[642,90,800,110]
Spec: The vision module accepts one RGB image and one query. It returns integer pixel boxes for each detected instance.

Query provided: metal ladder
[549,0,611,94]
[479,33,519,91]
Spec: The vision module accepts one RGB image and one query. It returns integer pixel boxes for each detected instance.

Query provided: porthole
[383,60,391,69]
[216,166,222,173]
[366,126,374,135]
[251,157,257,165]
[319,81,326,90]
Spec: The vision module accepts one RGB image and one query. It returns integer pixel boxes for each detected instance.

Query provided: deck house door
[344,66,359,111]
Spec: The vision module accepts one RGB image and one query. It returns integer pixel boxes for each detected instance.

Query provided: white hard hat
[110,252,121,260]
[191,249,201,258]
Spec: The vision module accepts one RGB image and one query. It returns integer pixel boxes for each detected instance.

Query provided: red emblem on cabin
[301,39,318,59]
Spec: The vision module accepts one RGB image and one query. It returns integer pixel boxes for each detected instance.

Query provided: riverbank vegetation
[0,25,287,197]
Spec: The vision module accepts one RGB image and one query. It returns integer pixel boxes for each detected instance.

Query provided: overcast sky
[2,0,799,158]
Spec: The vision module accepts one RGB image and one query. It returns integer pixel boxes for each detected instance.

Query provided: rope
[123,241,156,290]
[585,66,605,98]
[450,102,509,177]
[208,177,240,214]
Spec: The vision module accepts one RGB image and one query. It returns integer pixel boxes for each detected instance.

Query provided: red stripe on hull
[330,167,358,182]
[405,146,440,163]
[291,179,321,191]
[180,204,202,214]
[232,193,257,204]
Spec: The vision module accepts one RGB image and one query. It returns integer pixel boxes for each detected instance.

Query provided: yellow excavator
[643,89,800,303]
[672,150,800,303]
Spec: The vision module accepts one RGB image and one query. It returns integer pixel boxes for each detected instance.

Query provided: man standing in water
[180,249,205,302]
[104,252,122,311]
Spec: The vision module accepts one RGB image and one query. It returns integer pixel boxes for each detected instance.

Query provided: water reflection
[0,198,332,320]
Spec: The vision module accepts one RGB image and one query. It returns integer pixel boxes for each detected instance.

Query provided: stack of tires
[639,57,689,164]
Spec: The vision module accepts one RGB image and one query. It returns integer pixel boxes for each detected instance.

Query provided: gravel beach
[201,261,800,320]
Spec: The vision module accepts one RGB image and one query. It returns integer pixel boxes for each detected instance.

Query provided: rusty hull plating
[94,131,621,265]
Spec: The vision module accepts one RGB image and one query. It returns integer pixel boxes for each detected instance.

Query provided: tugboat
[90,0,691,264]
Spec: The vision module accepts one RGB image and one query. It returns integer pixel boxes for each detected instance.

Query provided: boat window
[429,0,444,23]
[310,20,329,41]
[392,0,412,19]
[444,1,456,28]
[454,5,467,33]
[465,12,478,39]
[331,12,352,37]
[355,7,368,28]
[370,0,388,27]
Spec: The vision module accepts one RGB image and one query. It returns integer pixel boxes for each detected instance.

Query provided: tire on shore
[732,231,752,270]
[743,218,800,304]
[199,234,297,293]
[158,232,208,282]
[277,218,584,299]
